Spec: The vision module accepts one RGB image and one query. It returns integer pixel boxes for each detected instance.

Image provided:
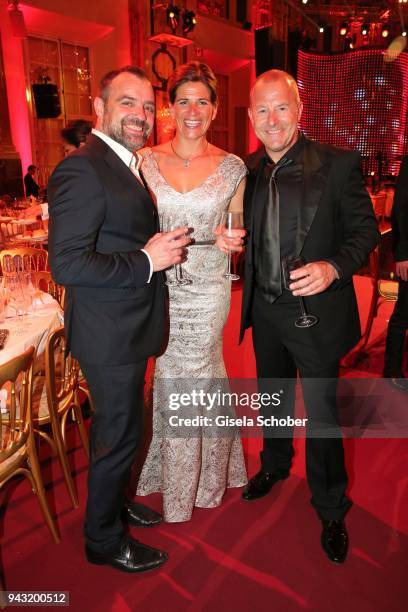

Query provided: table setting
[0,272,63,367]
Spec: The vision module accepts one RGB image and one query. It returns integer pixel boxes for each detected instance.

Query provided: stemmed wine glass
[281,255,319,328]
[2,273,31,333]
[159,213,192,286]
[221,211,244,281]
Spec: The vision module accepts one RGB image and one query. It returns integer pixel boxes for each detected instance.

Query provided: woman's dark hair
[167,61,217,105]
[61,119,92,148]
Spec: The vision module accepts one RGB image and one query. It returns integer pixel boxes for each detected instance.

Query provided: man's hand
[396,260,408,281]
[144,227,190,272]
[214,225,246,254]
[289,261,338,296]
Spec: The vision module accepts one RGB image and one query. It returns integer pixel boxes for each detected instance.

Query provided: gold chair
[0,346,60,543]
[343,244,399,367]
[32,272,92,416]
[0,222,20,248]
[0,247,48,275]
[31,270,65,309]
[31,327,89,508]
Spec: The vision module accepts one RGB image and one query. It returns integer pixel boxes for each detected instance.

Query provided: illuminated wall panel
[298,49,408,175]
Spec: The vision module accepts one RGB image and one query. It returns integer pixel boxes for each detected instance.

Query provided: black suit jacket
[48,134,166,366]
[240,138,380,362]
[24,173,40,198]
[392,156,408,262]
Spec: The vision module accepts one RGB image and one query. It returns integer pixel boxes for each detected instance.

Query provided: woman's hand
[214,224,246,254]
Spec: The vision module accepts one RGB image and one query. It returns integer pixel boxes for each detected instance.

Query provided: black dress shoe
[242,470,289,501]
[321,520,349,564]
[123,500,163,527]
[85,536,168,573]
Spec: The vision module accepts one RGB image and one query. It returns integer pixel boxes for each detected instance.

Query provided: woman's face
[170,81,217,140]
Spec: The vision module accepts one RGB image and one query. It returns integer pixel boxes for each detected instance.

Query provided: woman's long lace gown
[136,148,247,522]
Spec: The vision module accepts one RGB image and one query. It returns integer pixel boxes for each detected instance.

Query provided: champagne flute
[221,211,244,281]
[175,214,192,286]
[159,213,178,286]
[159,213,191,286]
[281,256,319,328]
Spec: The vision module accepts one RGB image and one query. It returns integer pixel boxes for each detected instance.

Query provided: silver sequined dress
[136,148,248,522]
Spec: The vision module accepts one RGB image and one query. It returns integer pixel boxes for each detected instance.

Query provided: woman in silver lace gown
[136,62,247,522]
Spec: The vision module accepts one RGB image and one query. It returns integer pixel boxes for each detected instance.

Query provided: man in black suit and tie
[383,157,408,389]
[240,70,379,563]
[48,66,189,573]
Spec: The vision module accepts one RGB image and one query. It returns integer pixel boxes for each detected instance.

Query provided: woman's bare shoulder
[149,142,173,162]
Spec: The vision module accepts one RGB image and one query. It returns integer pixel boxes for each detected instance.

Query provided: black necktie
[257,157,292,302]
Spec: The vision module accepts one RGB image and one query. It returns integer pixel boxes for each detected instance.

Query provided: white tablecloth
[0,301,63,366]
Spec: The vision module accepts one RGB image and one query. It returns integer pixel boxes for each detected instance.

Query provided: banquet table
[0,298,63,366]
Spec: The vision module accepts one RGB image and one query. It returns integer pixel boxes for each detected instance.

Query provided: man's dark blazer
[392,156,408,262]
[240,137,380,362]
[24,173,40,198]
[48,134,166,366]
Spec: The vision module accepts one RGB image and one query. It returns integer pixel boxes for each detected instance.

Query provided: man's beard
[104,116,151,152]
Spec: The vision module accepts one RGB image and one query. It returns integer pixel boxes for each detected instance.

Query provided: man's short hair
[27,164,36,172]
[99,66,149,102]
[251,69,301,106]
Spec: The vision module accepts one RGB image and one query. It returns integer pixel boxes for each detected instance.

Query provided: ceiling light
[166,4,180,33]
[340,23,348,37]
[182,10,196,34]
[382,24,390,38]
[361,23,370,36]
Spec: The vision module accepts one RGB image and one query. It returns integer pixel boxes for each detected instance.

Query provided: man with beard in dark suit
[48,66,189,573]
[240,70,379,563]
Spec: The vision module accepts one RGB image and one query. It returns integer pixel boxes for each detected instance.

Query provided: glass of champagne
[281,255,319,328]
[159,213,191,286]
[175,214,192,286]
[221,211,244,281]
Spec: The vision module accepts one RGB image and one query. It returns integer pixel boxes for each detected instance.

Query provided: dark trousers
[252,292,351,521]
[384,280,408,377]
[80,359,147,553]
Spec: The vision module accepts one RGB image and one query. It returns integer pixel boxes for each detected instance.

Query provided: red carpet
[1,277,407,611]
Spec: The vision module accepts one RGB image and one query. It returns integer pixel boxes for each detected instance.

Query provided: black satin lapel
[296,144,328,254]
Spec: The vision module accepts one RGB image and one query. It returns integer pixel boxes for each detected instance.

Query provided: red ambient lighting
[297,49,408,175]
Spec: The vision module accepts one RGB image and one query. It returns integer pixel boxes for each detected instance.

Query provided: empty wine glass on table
[221,211,244,281]
[3,273,31,333]
[159,213,192,286]
[281,255,319,328]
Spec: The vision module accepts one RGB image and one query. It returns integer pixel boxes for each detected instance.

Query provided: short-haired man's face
[249,76,303,162]
[94,72,155,152]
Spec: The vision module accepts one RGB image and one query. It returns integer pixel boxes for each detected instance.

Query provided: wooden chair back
[31,271,65,309]
[0,346,59,543]
[0,248,48,275]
